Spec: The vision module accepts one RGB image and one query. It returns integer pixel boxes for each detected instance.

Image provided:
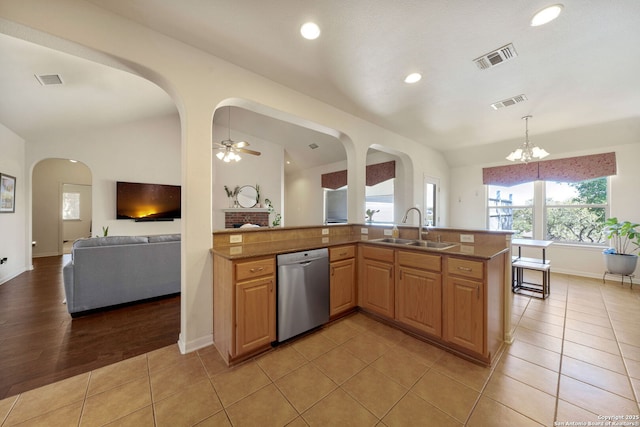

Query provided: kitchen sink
[373,238,415,244]
[370,238,457,250]
[406,241,457,250]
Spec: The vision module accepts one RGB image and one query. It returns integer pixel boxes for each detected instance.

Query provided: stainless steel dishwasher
[276,248,329,342]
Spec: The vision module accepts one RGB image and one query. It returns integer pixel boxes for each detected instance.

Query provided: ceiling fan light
[216,151,225,160]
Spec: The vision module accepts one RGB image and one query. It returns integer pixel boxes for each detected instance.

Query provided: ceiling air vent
[35,74,63,86]
[473,44,518,70]
[308,143,319,149]
[491,94,528,110]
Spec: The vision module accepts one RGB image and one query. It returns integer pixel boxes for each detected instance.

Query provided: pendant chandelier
[506,115,549,163]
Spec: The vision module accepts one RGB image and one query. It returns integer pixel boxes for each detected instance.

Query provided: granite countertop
[212,235,508,260]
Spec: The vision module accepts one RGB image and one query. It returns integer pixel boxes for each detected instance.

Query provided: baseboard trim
[178,333,213,354]
[0,266,27,286]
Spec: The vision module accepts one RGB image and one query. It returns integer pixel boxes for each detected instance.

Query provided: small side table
[602,271,635,288]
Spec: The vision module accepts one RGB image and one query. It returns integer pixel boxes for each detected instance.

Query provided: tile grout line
[553,276,570,425]
[599,284,640,412]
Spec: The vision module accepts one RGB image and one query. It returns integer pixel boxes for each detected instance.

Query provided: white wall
[212,125,283,230]
[449,141,640,278]
[27,114,181,240]
[285,158,348,227]
[0,124,27,284]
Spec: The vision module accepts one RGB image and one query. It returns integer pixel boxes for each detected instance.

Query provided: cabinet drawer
[330,245,355,262]
[235,257,275,281]
[398,250,441,272]
[360,245,394,263]
[447,257,483,280]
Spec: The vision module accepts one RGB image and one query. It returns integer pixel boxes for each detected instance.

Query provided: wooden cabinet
[235,275,276,356]
[396,251,442,337]
[329,245,357,318]
[213,254,275,364]
[359,245,394,319]
[444,257,484,355]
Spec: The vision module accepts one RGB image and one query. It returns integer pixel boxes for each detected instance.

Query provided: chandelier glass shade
[506,115,549,163]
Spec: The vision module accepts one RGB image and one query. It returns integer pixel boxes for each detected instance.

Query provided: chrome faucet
[401,207,424,241]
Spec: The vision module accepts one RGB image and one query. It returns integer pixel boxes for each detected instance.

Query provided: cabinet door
[397,266,442,337]
[360,258,394,318]
[330,258,356,317]
[235,276,276,356]
[445,276,483,354]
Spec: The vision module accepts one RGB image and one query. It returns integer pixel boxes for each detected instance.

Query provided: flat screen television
[116,181,181,221]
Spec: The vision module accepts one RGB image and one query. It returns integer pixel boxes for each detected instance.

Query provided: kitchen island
[212,224,512,366]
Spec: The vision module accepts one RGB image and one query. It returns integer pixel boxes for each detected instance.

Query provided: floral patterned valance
[483,152,617,187]
[321,161,396,189]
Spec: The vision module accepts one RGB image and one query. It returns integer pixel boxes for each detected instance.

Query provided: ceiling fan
[214,106,261,162]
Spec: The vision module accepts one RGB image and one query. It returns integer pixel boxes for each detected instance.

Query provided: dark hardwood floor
[0,256,180,399]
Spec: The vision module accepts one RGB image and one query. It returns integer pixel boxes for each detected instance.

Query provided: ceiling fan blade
[232,140,249,149]
[235,147,261,156]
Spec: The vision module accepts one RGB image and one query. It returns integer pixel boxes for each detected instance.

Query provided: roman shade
[321,161,396,189]
[483,152,616,186]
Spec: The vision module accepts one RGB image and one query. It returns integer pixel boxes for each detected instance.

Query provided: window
[487,177,609,244]
[424,177,438,226]
[365,178,394,223]
[62,192,81,220]
[487,182,534,238]
[324,187,347,224]
[545,178,608,244]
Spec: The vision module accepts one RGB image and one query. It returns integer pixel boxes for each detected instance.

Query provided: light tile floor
[1,273,639,426]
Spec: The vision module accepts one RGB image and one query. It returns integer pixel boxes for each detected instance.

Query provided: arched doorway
[32,158,91,257]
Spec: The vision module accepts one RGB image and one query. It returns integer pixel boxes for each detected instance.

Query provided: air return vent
[473,44,518,70]
[309,143,319,149]
[491,94,528,110]
[35,74,63,85]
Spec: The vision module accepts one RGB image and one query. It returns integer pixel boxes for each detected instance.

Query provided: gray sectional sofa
[63,234,180,316]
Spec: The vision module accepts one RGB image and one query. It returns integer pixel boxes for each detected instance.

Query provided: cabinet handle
[269,280,273,293]
[331,266,335,276]
[457,266,472,272]
[250,267,264,273]
[476,285,480,299]
[339,252,348,256]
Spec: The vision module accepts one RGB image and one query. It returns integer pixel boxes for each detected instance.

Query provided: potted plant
[603,217,640,276]
[365,209,379,223]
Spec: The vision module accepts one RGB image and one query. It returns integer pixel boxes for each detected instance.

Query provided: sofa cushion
[148,234,181,243]
[73,236,149,249]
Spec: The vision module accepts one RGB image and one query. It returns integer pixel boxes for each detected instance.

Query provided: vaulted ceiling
[2,1,640,168]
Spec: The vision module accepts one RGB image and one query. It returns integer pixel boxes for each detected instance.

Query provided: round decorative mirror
[236,185,258,208]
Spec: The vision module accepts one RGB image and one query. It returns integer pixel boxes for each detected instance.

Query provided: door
[360,258,394,318]
[445,276,483,354]
[397,266,442,337]
[235,276,275,356]
[330,258,356,316]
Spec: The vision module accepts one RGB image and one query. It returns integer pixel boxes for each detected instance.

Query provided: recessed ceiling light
[404,73,422,84]
[69,159,78,163]
[300,22,320,40]
[531,4,563,26]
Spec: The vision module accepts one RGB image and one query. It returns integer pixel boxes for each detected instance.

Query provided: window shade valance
[482,152,616,186]
[321,160,396,189]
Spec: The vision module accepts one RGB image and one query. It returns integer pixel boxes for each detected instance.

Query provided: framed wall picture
[0,173,16,213]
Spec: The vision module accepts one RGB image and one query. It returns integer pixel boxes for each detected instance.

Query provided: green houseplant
[603,217,640,276]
